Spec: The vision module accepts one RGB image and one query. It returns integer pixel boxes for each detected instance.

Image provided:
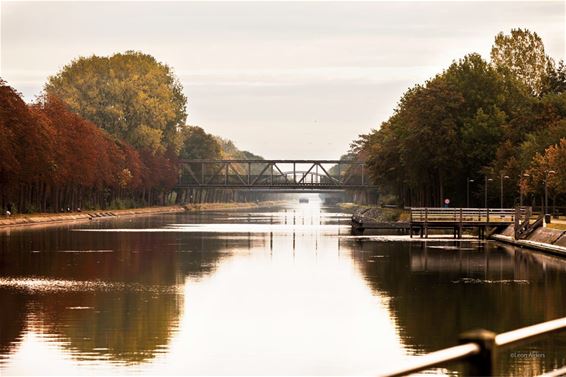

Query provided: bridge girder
[176,159,377,191]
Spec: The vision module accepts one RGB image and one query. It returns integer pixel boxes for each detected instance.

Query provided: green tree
[179,126,222,160]
[45,51,187,153]
[542,60,566,94]
[490,28,553,95]
[359,53,530,206]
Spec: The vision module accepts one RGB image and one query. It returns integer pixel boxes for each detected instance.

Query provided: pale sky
[1,1,565,159]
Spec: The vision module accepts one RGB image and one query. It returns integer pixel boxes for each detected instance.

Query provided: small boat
[299,198,309,203]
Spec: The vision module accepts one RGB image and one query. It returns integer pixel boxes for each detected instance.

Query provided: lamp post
[466,178,474,208]
[484,176,493,208]
[500,174,510,208]
[520,173,530,207]
[544,170,556,217]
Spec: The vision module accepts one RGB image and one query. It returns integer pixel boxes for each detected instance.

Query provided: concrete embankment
[0,206,186,228]
[0,201,282,229]
[491,224,566,257]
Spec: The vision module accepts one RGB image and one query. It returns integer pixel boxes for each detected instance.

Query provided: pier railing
[410,208,519,224]
[379,317,566,376]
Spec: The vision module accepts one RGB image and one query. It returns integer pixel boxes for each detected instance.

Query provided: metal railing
[379,317,566,376]
[176,159,377,190]
[410,208,520,224]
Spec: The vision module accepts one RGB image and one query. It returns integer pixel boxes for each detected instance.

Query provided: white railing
[379,317,566,377]
[410,207,520,224]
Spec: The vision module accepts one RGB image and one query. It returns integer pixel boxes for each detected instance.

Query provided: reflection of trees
[0,290,27,354]
[36,290,181,363]
[0,219,254,364]
[351,241,566,375]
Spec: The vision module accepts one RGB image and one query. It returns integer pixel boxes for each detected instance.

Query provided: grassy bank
[547,221,566,231]
[338,203,410,222]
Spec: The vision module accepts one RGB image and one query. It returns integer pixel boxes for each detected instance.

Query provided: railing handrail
[495,317,566,347]
[410,207,517,211]
[378,316,566,376]
[378,343,480,377]
[408,207,520,225]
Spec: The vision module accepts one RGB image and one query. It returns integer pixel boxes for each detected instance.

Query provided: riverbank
[0,201,283,229]
[0,206,186,228]
[491,224,566,257]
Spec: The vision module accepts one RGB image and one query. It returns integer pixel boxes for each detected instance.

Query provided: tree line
[351,29,566,209]
[1,51,263,214]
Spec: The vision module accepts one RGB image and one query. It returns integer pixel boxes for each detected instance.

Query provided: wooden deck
[352,207,518,238]
[410,208,516,239]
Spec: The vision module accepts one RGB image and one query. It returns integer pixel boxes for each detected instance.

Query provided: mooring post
[514,206,520,240]
[459,207,463,239]
[424,208,429,238]
[458,329,496,376]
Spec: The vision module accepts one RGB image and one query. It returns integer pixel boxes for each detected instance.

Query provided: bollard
[544,214,551,224]
[458,329,496,376]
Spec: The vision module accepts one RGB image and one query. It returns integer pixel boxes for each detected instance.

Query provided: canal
[1,199,565,375]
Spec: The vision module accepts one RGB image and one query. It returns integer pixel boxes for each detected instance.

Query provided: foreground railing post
[459,329,496,376]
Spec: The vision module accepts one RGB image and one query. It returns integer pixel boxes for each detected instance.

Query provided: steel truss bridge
[176,160,377,191]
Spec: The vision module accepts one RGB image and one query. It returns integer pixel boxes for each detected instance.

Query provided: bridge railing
[410,207,520,224]
[176,159,377,189]
[379,316,566,376]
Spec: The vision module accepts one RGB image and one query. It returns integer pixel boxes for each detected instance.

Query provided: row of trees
[1,52,262,213]
[352,29,566,208]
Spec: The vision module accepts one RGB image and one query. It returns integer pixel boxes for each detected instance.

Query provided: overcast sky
[1,1,564,159]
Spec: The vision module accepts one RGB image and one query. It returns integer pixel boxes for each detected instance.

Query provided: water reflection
[352,240,566,375]
[0,200,565,375]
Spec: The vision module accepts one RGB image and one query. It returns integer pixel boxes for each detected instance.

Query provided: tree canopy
[490,28,552,96]
[45,51,187,154]
[355,29,566,208]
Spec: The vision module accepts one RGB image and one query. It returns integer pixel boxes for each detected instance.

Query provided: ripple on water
[0,278,182,294]
[73,223,347,234]
[451,278,530,284]
[57,250,114,253]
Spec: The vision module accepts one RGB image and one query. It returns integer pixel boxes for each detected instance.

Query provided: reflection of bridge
[177,160,377,192]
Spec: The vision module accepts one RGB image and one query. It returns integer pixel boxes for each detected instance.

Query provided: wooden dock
[352,207,517,239]
[410,207,516,239]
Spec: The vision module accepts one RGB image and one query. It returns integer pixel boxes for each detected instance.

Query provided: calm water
[1,200,565,376]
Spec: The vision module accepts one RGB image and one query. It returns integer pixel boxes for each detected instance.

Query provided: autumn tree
[45,51,187,154]
[525,139,566,210]
[360,53,529,206]
[354,28,566,208]
[490,28,553,96]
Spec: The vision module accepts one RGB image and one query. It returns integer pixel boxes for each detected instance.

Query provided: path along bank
[0,201,283,229]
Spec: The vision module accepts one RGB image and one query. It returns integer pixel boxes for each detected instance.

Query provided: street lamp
[484,176,493,208]
[520,173,530,207]
[544,170,556,217]
[500,174,510,208]
[466,177,474,208]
